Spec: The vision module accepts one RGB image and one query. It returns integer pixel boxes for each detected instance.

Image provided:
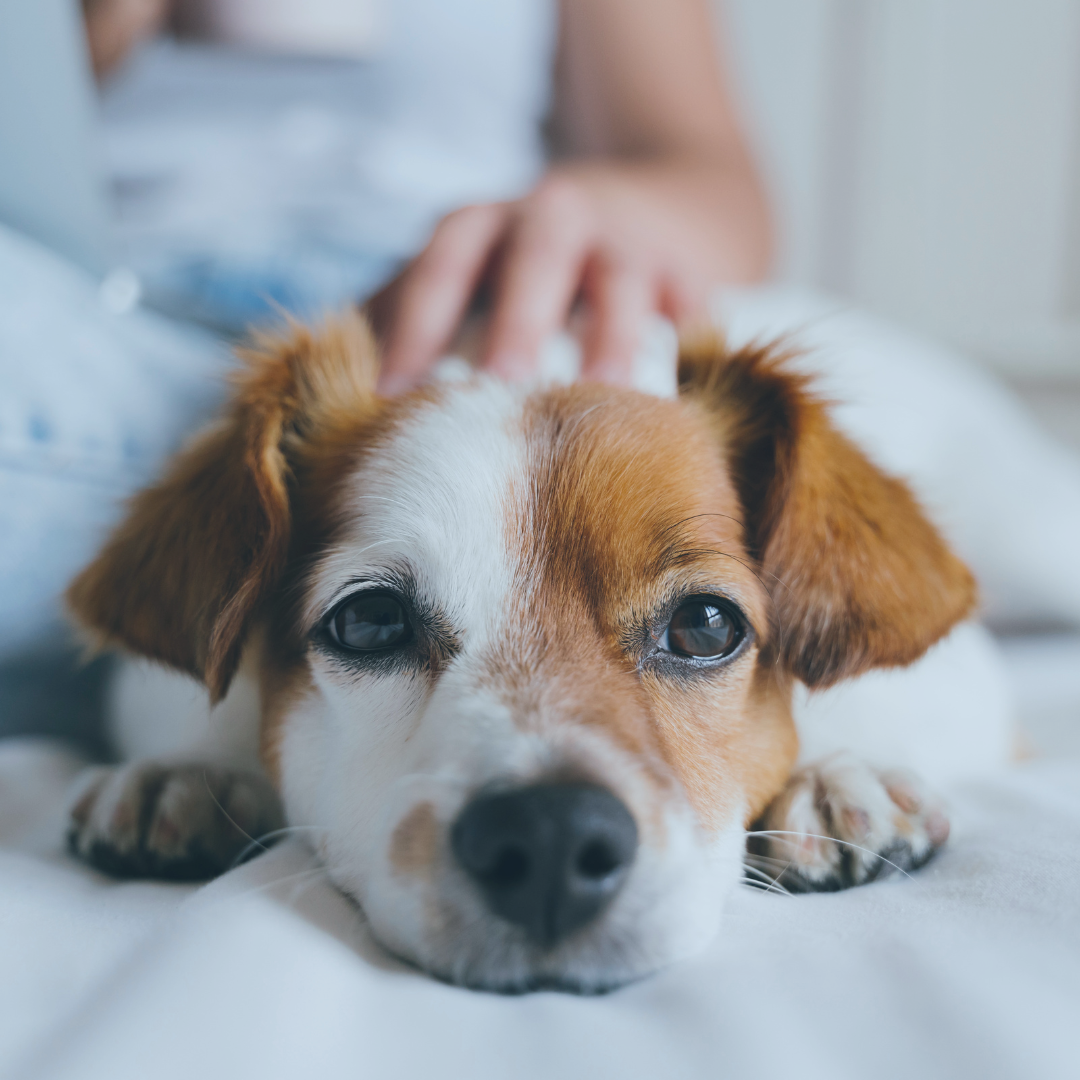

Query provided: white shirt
[99,0,556,330]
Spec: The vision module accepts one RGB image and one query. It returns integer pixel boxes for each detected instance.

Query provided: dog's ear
[67,313,381,702]
[679,335,976,688]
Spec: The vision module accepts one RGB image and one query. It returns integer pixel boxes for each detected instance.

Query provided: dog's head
[69,315,974,991]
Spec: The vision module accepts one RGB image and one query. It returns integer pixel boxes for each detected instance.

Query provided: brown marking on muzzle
[391,801,440,878]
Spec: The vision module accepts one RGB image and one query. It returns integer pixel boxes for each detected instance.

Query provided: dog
[64,313,978,992]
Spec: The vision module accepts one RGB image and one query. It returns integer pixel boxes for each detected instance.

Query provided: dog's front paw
[748,753,949,893]
[67,762,285,881]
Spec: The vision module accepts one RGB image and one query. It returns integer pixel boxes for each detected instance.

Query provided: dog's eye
[329,593,412,651]
[660,598,743,660]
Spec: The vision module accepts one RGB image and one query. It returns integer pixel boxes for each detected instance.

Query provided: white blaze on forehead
[306,378,527,639]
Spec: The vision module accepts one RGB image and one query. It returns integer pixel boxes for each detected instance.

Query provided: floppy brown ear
[679,335,976,688]
[67,313,380,702]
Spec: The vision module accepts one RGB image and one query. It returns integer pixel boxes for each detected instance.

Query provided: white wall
[720,0,1080,378]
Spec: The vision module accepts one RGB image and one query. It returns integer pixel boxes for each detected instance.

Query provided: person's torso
[99,0,557,330]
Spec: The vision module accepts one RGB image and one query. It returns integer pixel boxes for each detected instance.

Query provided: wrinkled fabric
[0,737,1077,1080]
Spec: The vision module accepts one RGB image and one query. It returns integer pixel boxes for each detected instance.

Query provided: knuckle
[528,175,592,231]
[438,203,485,233]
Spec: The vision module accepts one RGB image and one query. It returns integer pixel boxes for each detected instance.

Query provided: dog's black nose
[451,783,638,948]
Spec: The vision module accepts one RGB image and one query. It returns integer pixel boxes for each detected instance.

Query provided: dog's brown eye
[662,599,742,660]
[330,593,412,651]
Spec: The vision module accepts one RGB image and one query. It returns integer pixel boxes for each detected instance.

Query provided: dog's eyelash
[322,569,413,614]
[312,580,461,676]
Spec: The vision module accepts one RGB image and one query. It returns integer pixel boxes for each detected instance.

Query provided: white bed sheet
[2,651,1078,1080]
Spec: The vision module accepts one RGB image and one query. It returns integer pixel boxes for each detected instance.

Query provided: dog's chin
[375,931,669,996]
[349,884,729,996]
[367,926,651,994]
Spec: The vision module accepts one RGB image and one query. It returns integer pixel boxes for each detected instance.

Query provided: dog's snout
[450,783,638,948]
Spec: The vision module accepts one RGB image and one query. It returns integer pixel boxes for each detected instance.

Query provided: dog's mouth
[430,969,641,996]
[345,883,652,995]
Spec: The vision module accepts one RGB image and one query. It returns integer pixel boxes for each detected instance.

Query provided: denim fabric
[0,224,232,658]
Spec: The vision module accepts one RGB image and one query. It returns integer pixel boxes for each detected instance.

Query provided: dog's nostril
[575,839,620,880]
[451,782,638,949]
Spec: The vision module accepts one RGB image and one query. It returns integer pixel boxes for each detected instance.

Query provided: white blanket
[3,232,1080,1077]
[2,728,1078,1080]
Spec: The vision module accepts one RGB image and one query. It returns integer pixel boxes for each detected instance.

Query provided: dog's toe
[749,753,948,893]
[67,762,284,880]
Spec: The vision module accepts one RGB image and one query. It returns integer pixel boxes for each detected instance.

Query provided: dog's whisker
[284,868,332,907]
[740,877,791,898]
[744,851,801,890]
[228,867,329,903]
[743,851,795,867]
[230,824,329,870]
[201,769,264,855]
[745,830,915,881]
[739,865,793,897]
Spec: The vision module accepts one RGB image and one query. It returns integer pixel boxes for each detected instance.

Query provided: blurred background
[5,0,1079,445]
[724,0,1080,449]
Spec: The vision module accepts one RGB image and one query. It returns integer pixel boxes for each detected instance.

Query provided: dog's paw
[67,762,285,881]
[747,753,949,893]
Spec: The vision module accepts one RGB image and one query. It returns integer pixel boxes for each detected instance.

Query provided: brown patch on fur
[66,313,397,704]
[391,801,440,878]
[486,385,777,829]
[678,334,977,687]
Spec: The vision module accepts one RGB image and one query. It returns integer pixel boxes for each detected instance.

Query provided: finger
[364,268,406,344]
[579,255,653,386]
[377,203,510,394]
[483,179,594,379]
[657,272,710,329]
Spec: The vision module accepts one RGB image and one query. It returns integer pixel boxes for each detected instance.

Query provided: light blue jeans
[0,225,232,660]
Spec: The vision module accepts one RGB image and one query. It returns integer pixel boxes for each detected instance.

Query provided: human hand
[370,160,769,395]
